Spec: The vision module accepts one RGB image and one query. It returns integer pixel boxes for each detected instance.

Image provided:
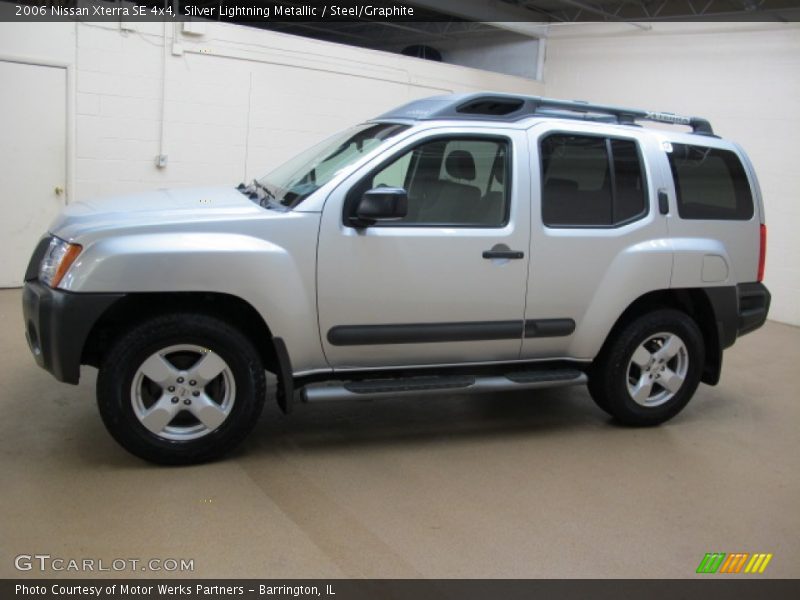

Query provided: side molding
[524,319,576,338]
[327,319,575,346]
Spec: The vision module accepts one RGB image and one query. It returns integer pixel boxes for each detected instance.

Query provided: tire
[97,313,266,465]
[588,309,704,426]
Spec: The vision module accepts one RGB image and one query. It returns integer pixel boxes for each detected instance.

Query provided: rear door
[521,123,670,359]
[317,127,532,369]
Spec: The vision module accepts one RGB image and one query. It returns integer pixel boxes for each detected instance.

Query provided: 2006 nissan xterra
[22,93,770,464]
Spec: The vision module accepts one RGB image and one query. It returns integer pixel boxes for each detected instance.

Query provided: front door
[317,129,531,369]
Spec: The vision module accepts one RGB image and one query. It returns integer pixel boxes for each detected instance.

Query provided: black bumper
[736,282,771,337]
[705,282,771,350]
[22,282,124,384]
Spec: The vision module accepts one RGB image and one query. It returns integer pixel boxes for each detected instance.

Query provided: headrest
[491,154,505,184]
[445,150,476,181]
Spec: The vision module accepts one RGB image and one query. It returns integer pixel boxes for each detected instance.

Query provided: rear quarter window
[668,144,754,220]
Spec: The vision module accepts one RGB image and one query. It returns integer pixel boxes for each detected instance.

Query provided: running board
[301,369,587,403]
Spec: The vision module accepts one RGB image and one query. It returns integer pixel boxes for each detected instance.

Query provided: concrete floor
[1,288,798,579]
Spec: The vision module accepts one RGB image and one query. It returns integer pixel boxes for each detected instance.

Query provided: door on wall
[0,60,67,287]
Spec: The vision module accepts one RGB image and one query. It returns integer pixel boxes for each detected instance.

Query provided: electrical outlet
[155,155,168,168]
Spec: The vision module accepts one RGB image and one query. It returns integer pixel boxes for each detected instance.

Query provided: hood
[50,186,266,242]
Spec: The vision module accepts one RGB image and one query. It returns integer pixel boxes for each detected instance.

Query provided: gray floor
[1,288,798,579]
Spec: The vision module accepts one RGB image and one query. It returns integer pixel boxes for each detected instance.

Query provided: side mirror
[355,187,408,223]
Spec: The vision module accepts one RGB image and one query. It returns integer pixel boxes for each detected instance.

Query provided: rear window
[668,144,754,220]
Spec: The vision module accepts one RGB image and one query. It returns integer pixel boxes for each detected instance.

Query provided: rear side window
[668,144,754,220]
[541,134,647,227]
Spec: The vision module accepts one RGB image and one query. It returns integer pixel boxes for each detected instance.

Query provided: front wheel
[588,309,704,426]
[97,313,266,464]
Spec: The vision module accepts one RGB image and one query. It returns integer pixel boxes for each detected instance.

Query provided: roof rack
[378,93,714,135]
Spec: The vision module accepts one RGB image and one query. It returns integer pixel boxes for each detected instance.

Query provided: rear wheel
[588,309,704,426]
[97,313,266,464]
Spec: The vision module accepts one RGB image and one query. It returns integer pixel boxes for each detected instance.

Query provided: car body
[22,93,771,463]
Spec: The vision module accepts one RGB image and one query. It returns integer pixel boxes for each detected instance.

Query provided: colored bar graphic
[743,553,774,574]
[697,553,726,574]
[719,553,749,573]
[719,554,736,573]
[698,552,773,575]
[758,554,773,573]
[733,553,749,573]
[696,554,712,573]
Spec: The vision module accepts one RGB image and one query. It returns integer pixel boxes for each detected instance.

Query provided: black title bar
[4,579,800,600]
[3,0,800,23]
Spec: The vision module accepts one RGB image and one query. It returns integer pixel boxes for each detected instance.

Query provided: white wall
[1,19,796,326]
[0,19,542,202]
[544,22,800,326]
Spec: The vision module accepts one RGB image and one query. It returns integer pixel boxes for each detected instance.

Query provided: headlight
[39,237,82,288]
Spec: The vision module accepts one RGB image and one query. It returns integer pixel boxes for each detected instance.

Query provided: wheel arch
[82,292,294,411]
[595,287,731,385]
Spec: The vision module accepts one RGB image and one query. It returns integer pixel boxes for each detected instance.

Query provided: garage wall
[1,20,795,326]
[543,22,800,326]
[0,20,542,201]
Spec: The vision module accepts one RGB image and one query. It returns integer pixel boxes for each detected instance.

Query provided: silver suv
[22,93,771,464]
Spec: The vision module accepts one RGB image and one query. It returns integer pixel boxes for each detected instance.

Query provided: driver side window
[372,152,412,189]
[350,136,510,227]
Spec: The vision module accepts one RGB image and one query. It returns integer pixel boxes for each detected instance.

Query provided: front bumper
[22,281,123,384]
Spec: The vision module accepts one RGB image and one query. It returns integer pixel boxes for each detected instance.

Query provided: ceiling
[498,0,800,22]
[119,0,799,63]
[258,0,800,50]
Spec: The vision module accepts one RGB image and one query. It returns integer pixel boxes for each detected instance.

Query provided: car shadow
[5,365,727,469]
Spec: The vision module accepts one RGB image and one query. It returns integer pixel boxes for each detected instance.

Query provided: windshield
[258,122,409,208]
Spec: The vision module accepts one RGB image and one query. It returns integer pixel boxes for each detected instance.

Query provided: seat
[417,150,482,223]
[475,191,505,225]
[470,151,507,225]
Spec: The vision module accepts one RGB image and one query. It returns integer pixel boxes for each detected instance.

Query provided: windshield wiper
[252,180,287,210]
[250,179,272,197]
[239,180,284,210]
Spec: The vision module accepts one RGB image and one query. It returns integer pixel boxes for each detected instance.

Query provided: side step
[301,369,586,403]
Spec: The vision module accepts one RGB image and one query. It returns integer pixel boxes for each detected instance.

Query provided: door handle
[658,188,669,215]
[482,249,524,260]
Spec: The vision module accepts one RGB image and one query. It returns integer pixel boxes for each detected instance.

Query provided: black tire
[588,309,704,426]
[97,313,266,465]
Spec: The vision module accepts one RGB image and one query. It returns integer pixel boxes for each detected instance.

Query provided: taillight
[757,223,766,283]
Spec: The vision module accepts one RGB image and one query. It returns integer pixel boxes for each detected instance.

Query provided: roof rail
[378,93,714,135]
